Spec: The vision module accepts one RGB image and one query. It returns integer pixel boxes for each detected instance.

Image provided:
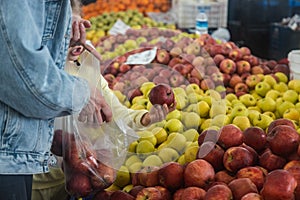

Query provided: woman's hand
[141,102,177,127]
[69,14,91,47]
[78,88,113,126]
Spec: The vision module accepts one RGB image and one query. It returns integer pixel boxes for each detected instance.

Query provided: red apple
[136,187,162,200]
[236,60,251,75]
[228,48,243,61]
[65,172,93,198]
[169,72,186,87]
[284,160,300,170]
[110,190,135,200]
[148,83,175,107]
[168,57,183,68]
[184,159,215,188]
[229,73,243,88]
[273,63,290,77]
[198,129,220,146]
[197,141,225,172]
[236,166,265,190]
[153,75,170,85]
[223,146,254,173]
[214,170,236,184]
[259,148,286,171]
[267,118,296,134]
[192,56,205,67]
[210,72,224,86]
[234,82,249,94]
[156,49,171,65]
[51,129,63,156]
[154,186,172,200]
[173,188,184,200]
[204,184,233,200]
[129,185,145,198]
[137,166,160,187]
[243,126,267,153]
[205,65,220,76]
[143,68,156,80]
[200,77,215,90]
[228,178,258,200]
[267,125,299,157]
[261,169,297,200]
[241,193,263,200]
[245,74,262,89]
[181,187,206,200]
[240,143,259,165]
[217,124,244,149]
[93,190,113,200]
[240,46,251,56]
[159,68,172,79]
[158,162,184,191]
[286,167,300,199]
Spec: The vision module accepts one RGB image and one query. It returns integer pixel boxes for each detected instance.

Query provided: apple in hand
[148,83,175,108]
[184,159,215,188]
[267,125,299,157]
[65,172,93,198]
[261,169,297,200]
[228,178,258,200]
[223,146,254,173]
[51,129,63,156]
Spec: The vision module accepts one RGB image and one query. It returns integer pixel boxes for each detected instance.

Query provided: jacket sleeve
[0,1,90,119]
[99,76,148,130]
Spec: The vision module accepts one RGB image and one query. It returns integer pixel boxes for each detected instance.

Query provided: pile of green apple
[92,118,300,199]
[86,9,177,44]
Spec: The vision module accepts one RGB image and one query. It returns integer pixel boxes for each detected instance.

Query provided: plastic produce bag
[51,49,138,198]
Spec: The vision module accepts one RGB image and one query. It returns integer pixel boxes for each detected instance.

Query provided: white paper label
[108,19,131,35]
[125,47,157,65]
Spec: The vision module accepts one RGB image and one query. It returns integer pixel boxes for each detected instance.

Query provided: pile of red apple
[91,118,300,199]
[51,130,117,198]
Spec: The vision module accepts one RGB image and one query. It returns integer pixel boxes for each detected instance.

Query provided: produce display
[66,7,300,199]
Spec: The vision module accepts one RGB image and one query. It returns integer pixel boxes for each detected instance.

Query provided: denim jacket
[0,0,90,174]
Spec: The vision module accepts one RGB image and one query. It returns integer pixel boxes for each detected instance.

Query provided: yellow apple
[182,128,199,142]
[232,115,251,131]
[137,130,157,146]
[114,165,131,188]
[164,118,184,133]
[226,93,238,102]
[113,90,127,103]
[283,108,300,121]
[185,83,204,95]
[263,111,276,120]
[274,72,288,83]
[195,100,211,118]
[283,89,299,104]
[142,154,163,167]
[187,93,202,104]
[265,89,281,100]
[136,140,155,154]
[277,101,295,117]
[175,94,188,110]
[125,154,142,168]
[173,87,187,96]
[205,89,222,100]
[128,141,138,153]
[122,184,134,193]
[166,132,187,153]
[140,81,156,96]
[263,74,277,88]
[157,147,180,163]
[257,97,276,112]
[182,112,201,129]
[209,99,227,118]
[211,114,231,127]
[128,162,143,173]
[165,109,182,121]
[151,127,168,145]
[105,184,121,192]
[184,145,199,163]
[288,79,300,93]
[200,118,212,132]
[177,154,186,165]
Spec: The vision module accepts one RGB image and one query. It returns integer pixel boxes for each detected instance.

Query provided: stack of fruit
[85,10,176,44]
[92,119,300,200]
[82,0,171,20]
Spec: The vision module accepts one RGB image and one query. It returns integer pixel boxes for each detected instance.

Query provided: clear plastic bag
[51,49,138,198]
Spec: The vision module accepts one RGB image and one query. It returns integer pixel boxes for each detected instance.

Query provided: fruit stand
[58,0,300,199]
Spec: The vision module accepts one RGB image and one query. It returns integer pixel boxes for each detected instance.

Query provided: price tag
[108,19,131,35]
[125,47,157,65]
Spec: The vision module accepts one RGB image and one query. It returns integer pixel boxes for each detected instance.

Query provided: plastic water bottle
[195,9,208,35]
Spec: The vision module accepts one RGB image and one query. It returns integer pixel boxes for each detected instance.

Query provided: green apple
[165,109,182,121]
[215,85,226,94]
[122,184,134,193]
[211,114,231,128]
[185,103,197,113]
[205,89,221,100]
[128,141,138,153]
[283,108,300,121]
[263,74,277,87]
[274,72,288,83]
[248,109,261,124]
[225,93,238,102]
[257,97,276,112]
[239,93,257,107]
[263,111,276,120]
[166,132,187,153]
[136,140,155,155]
[142,154,163,167]
[255,81,271,97]
[125,154,142,168]
[273,82,289,93]
[252,113,274,130]
[201,96,213,106]
[247,106,261,112]
[151,127,168,145]
[229,104,249,120]
[195,100,210,118]
[265,89,281,100]
[128,162,143,173]
[182,112,201,129]
[173,87,187,96]
[182,128,199,142]
[114,165,131,188]
[185,83,204,95]
[200,118,212,132]
[136,36,147,45]
[277,101,295,117]
[177,154,186,165]
[209,99,227,118]
[249,91,263,101]
[164,118,184,133]
[187,93,202,104]
[140,82,156,96]
[175,94,188,110]
[232,115,251,131]
[184,145,199,163]
[283,89,299,104]
[137,130,157,146]
[123,39,138,50]
[157,147,180,163]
